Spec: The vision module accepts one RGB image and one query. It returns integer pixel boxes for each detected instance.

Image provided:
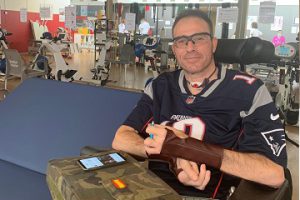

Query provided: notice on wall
[125,13,136,32]
[20,8,27,23]
[59,8,65,22]
[40,5,52,20]
[291,26,299,34]
[271,16,283,31]
[81,6,88,17]
[65,6,77,30]
[217,7,239,23]
[258,1,276,24]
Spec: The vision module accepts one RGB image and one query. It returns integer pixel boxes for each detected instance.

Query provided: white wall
[0,0,71,13]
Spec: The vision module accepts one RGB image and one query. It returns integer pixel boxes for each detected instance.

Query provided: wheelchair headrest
[41,32,53,40]
[142,36,159,49]
[214,37,275,65]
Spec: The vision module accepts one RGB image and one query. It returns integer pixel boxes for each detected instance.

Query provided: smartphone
[78,152,126,171]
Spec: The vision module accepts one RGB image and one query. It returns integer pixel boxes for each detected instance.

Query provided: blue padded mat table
[0,159,51,200]
[0,78,141,174]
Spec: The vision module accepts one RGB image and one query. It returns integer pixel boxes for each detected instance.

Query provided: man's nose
[185,40,195,51]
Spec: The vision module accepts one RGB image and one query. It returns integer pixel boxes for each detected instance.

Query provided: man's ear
[212,37,218,53]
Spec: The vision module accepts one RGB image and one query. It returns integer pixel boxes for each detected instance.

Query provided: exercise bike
[0,28,12,74]
[91,32,113,86]
[273,43,299,127]
[135,35,161,77]
[38,32,78,82]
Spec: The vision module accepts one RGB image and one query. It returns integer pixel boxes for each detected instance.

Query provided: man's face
[172,17,217,74]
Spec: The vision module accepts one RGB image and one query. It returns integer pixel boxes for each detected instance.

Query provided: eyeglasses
[173,32,212,49]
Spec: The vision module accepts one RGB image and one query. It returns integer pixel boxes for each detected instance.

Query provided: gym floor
[0,50,298,199]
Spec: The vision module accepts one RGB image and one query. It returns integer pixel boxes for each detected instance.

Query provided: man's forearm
[112,125,147,158]
[221,150,285,188]
[159,132,285,188]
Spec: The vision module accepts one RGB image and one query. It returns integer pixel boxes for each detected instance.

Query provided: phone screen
[78,153,126,170]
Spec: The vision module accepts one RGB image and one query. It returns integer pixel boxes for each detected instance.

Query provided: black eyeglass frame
[172,32,213,48]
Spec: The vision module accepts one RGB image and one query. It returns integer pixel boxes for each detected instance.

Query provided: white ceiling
[110,0,299,5]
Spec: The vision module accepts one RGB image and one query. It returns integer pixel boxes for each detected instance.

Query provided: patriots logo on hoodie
[261,129,286,157]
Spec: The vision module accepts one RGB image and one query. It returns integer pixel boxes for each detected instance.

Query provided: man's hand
[177,158,211,190]
[144,124,187,155]
[144,124,211,190]
[144,124,167,154]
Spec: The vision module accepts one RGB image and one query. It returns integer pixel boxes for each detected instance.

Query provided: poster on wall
[125,13,136,32]
[258,1,276,24]
[81,6,88,16]
[75,5,104,27]
[291,26,299,34]
[216,7,238,23]
[65,6,77,30]
[59,8,65,22]
[20,8,27,23]
[40,5,52,20]
[271,16,283,31]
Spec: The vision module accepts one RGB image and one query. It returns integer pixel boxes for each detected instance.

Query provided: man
[249,22,262,38]
[118,19,127,34]
[138,18,150,35]
[272,30,286,47]
[112,10,287,199]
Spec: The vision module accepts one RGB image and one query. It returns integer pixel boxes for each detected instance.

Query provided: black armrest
[80,146,110,156]
[229,168,292,200]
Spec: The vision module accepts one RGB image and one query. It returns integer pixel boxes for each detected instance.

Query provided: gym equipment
[159,37,173,69]
[91,31,113,86]
[272,43,299,148]
[0,28,12,50]
[274,43,299,126]
[117,43,136,86]
[135,35,175,77]
[41,30,73,57]
[0,28,12,74]
[0,58,6,74]
[53,27,76,58]
[2,49,48,95]
[135,35,161,77]
[38,32,78,82]
[91,19,113,86]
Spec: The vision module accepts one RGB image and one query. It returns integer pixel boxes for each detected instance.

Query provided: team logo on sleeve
[261,129,286,157]
[233,75,256,85]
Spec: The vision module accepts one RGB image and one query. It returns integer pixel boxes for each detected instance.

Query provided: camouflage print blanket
[46,150,182,200]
